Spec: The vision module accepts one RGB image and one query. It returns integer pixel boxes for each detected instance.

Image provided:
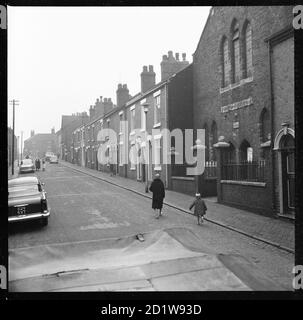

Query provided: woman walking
[149,173,165,219]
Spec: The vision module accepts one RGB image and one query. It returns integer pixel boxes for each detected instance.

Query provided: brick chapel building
[193,6,294,218]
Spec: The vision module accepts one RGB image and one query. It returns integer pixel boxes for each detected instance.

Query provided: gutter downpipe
[165,80,169,189]
[267,38,276,216]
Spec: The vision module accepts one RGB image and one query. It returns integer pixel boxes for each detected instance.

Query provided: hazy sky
[8,6,210,142]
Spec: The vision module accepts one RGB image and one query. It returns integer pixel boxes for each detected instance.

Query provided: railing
[171,161,217,178]
[222,160,266,182]
[204,161,217,178]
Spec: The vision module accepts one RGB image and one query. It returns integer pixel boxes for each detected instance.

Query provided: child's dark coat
[189,198,207,216]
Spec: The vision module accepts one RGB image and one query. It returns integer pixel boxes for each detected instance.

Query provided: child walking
[189,193,207,225]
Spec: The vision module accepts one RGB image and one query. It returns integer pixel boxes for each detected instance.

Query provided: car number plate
[17,206,26,215]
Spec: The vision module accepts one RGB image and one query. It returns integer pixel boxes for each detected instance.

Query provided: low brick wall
[198,177,217,197]
[220,180,272,215]
[170,176,195,196]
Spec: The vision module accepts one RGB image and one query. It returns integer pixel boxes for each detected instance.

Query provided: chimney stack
[95,96,105,117]
[160,50,189,81]
[116,83,130,108]
[141,65,156,93]
[104,97,114,115]
[89,105,95,120]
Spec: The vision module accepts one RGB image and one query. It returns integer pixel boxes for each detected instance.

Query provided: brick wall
[271,35,294,214]
[167,64,194,190]
[193,6,292,215]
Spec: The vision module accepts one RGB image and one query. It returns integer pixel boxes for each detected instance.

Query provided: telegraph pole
[9,99,19,175]
[21,130,23,162]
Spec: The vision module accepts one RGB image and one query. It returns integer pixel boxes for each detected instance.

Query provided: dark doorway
[281,134,295,213]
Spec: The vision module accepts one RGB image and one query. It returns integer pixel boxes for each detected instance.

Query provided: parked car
[50,155,58,164]
[45,152,55,162]
[8,176,50,226]
[19,158,35,174]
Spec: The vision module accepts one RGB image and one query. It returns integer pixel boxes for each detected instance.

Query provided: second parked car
[19,158,35,174]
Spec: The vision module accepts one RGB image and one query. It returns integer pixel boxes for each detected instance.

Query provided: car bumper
[19,168,35,173]
[9,209,50,223]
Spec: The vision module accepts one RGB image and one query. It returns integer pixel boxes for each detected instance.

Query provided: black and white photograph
[2,3,300,299]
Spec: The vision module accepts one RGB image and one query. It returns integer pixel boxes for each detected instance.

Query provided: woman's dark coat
[149,178,165,209]
[36,159,40,170]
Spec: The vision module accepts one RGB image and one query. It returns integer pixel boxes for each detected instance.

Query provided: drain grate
[136,234,145,242]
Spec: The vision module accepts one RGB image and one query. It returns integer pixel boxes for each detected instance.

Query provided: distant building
[60,113,89,162]
[23,128,58,159]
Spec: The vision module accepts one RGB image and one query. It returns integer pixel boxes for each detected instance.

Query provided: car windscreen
[9,184,40,198]
[22,159,33,166]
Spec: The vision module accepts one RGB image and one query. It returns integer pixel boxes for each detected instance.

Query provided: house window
[154,95,161,126]
[210,121,218,161]
[244,22,253,78]
[119,113,124,134]
[232,22,241,83]
[260,108,270,142]
[154,136,161,170]
[130,107,136,132]
[130,142,136,170]
[141,105,146,131]
[119,142,124,166]
[240,140,252,162]
[222,37,230,87]
[203,123,209,161]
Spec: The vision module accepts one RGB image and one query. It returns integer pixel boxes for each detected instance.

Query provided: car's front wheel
[40,217,48,227]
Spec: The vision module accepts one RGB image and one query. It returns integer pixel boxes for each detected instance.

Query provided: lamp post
[20,131,23,162]
[9,99,19,175]
[142,102,149,193]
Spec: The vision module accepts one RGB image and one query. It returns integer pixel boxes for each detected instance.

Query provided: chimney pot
[141,64,155,93]
[123,84,127,89]
[182,53,186,61]
[118,83,122,89]
[175,53,179,61]
[168,50,173,58]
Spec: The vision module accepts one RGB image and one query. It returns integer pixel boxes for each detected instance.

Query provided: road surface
[8,162,294,290]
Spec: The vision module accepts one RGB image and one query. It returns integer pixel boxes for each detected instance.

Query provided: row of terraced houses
[59,6,294,220]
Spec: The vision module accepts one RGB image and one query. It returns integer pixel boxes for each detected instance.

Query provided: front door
[281,135,295,213]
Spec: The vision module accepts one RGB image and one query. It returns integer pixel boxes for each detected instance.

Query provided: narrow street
[8,163,294,290]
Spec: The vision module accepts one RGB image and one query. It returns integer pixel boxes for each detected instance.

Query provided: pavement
[59,161,294,253]
[8,160,20,180]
